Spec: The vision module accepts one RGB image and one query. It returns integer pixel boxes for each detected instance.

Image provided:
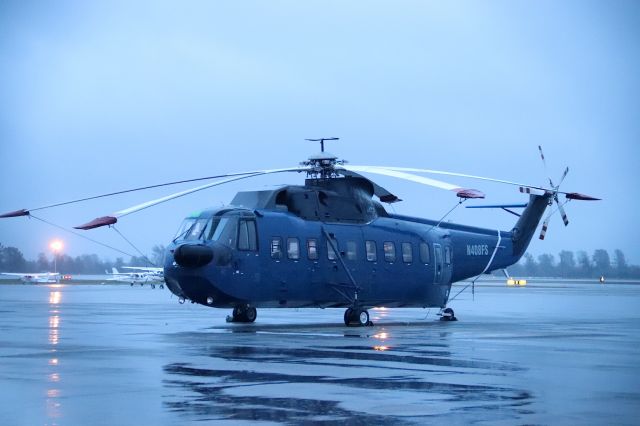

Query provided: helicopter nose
[173,244,214,268]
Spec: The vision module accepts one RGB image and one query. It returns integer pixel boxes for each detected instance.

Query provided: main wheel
[357,309,370,326]
[344,308,354,326]
[232,306,243,321]
[245,307,257,323]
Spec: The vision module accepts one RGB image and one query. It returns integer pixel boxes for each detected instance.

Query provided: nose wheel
[227,305,257,323]
[439,307,457,321]
[344,307,372,327]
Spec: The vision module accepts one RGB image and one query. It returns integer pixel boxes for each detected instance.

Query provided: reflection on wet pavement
[161,324,532,424]
[0,283,639,425]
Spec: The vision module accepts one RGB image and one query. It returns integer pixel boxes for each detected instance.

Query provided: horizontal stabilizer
[466,204,528,209]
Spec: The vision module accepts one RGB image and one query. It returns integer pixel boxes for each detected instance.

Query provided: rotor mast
[302,137,345,180]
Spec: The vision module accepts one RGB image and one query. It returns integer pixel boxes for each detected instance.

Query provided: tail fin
[511,193,552,259]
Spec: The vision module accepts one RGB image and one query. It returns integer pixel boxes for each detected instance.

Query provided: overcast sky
[1,0,638,265]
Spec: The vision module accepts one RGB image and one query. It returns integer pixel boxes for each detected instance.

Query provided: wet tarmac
[0,281,639,425]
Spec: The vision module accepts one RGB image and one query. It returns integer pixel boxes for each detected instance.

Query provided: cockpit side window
[238,219,258,251]
[214,217,238,247]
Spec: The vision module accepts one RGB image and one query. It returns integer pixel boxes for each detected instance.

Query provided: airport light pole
[50,240,63,274]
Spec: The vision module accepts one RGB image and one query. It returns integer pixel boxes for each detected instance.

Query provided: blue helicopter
[1,140,598,326]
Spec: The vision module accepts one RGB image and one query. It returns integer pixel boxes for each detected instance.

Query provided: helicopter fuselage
[163,197,533,310]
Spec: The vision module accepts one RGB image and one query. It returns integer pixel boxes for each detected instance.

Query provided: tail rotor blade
[539,211,552,240]
[538,145,554,188]
[556,200,569,226]
[557,166,569,188]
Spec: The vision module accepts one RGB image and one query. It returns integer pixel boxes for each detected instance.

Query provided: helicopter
[0,139,599,326]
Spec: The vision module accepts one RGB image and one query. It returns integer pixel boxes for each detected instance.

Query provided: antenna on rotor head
[305,137,339,153]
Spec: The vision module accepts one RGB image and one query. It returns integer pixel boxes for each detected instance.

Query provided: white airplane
[122,266,163,280]
[105,267,164,288]
[1,272,60,284]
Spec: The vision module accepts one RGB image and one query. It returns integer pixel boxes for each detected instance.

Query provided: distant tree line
[0,243,166,274]
[506,249,638,278]
[1,243,638,279]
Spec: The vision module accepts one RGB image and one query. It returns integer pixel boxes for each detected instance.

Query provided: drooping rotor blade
[74,167,308,230]
[336,169,402,203]
[351,165,600,201]
[352,165,545,192]
[0,167,307,219]
[342,165,485,199]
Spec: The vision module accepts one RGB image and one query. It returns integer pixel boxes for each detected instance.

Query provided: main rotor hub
[302,137,345,179]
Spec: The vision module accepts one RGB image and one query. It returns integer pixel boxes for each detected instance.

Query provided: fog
[1,1,638,262]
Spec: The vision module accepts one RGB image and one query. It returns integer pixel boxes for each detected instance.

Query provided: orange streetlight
[50,240,63,273]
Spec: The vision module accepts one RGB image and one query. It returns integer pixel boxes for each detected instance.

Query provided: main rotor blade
[1,167,306,218]
[342,165,485,199]
[351,165,600,201]
[336,169,402,203]
[351,165,545,191]
[74,167,307,230]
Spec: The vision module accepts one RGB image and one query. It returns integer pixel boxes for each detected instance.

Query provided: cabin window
[238,219,257,251]
[271,237,283,259]
[307,239,319,260]
[402,242,413,263]
[383,241,396,262]
[327,239,338,261]
[346,241,357,260]
[445,246,452,265]
[287,238,300,260]
[365,240,377,262]
[419,242,430,264]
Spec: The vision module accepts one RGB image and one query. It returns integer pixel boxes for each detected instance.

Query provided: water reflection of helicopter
[0,141,599,326]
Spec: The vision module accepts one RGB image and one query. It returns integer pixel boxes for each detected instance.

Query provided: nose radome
[173,244,214,268]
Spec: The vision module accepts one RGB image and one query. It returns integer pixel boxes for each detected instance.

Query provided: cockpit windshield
[174,218,197,240]
[174,215,239,247]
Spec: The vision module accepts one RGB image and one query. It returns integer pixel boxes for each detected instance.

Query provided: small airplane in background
[122,266,164,280]
[1,272,61,284]
[105,267,165,288]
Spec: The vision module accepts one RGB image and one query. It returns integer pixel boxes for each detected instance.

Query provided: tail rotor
[536,146,573,239]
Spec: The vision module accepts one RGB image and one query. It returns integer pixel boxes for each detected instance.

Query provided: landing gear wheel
[344,308,354,326]
[228,305,257,323]
[344,308,371,326]
[160,284,164,289]
[244,307,257,323]
[151,284,156,289]
[440,307,458,322]
[357,309,370,326]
